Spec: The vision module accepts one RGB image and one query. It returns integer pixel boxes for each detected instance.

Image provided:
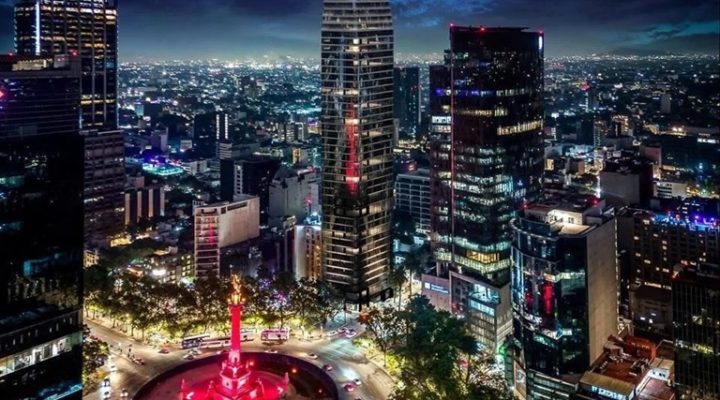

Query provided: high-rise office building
[393,66,420,134]
[320,0,394,304]
[617,199,720,338]
[14,0,118,130]
[15,0,124,242]
[428,26,544,350]
[672,263,720,398]
[0,54,84,399]
[509,194,618,400]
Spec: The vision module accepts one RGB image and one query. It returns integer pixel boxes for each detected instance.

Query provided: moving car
[307,352,318,359]
[323,364,333,371]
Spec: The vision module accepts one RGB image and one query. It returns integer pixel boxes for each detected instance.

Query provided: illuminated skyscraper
[321,0,394,304]
[15,0,124,242]
[0,54,84,399]
[14,0,118,130]
[428,26,544,350]
[509,194,617,399]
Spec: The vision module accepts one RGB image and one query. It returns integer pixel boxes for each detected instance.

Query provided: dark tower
[393,66,420,134]
[0,54,84,399]
[429,26,544,349]
[14,0,124,243]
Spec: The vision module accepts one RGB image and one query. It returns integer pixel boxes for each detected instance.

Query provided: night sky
[0,0,717,60]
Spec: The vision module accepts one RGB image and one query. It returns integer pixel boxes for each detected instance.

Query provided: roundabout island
[134,277,338,400]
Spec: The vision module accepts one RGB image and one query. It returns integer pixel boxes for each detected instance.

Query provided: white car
[307,352,318,359]
[352,378,362,386]
[325,330,338,337]
[345,330,358,339]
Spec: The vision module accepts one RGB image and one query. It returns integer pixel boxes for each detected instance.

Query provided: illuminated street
[84,319,393,400]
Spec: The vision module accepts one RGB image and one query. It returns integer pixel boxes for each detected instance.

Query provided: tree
[83,263,114,318]
[358,307,401,367]
[387,265,408,306]
[360,296,513,399]
[192,274,231,333]
[82,336,109,379]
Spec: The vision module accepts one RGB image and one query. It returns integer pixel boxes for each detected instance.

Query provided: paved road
[85,318,393,400]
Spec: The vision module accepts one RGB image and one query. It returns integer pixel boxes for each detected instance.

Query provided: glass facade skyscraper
[321,0,394,304]
[14,0,124,242]
[0,54,84,399]
[14,0,118,130]
[428,27,544,350]
[509,194,618,400]
[672,263,720,398]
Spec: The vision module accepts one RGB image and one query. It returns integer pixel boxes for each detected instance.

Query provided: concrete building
[599,156,654,207]
[268,166,319,228]
[147,249,194,285]
[655,181,687,199]
[617,199,719,338]
[294,220,323,281]
[220,156,281,224]
[509,193,618,400]
[573,336,675,400]
[124,185,165,225]
[394,168,431,234]
[194,196,260,278]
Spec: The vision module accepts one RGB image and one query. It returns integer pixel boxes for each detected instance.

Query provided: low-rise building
[574,336,675,400]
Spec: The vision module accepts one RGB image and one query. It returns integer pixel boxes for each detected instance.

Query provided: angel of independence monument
[180,276,289,400]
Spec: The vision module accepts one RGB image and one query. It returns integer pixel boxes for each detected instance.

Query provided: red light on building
[0,90,5,100]
[480,26,486,32]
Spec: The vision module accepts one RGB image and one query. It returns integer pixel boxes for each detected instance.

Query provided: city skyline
[0,0,718,60]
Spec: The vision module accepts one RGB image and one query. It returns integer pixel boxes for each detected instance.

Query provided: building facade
[617,199,719,338]
[194,196,260,278]
[124,185,165,226]
[395,168,431,234]
[672,263,720,398]
[320,0,394,304]
[14,0,118,130]
[509,194,618,400]
[393,66,420,134]
[268,166,319,228]
[0,54,84,399]
[220,156,281,224]
[15,0,124,242]
[429,26,545,350]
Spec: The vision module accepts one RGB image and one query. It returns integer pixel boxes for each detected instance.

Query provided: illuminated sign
[424,282,449,294]
[431,116,451,125]
[590,386,627,400]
